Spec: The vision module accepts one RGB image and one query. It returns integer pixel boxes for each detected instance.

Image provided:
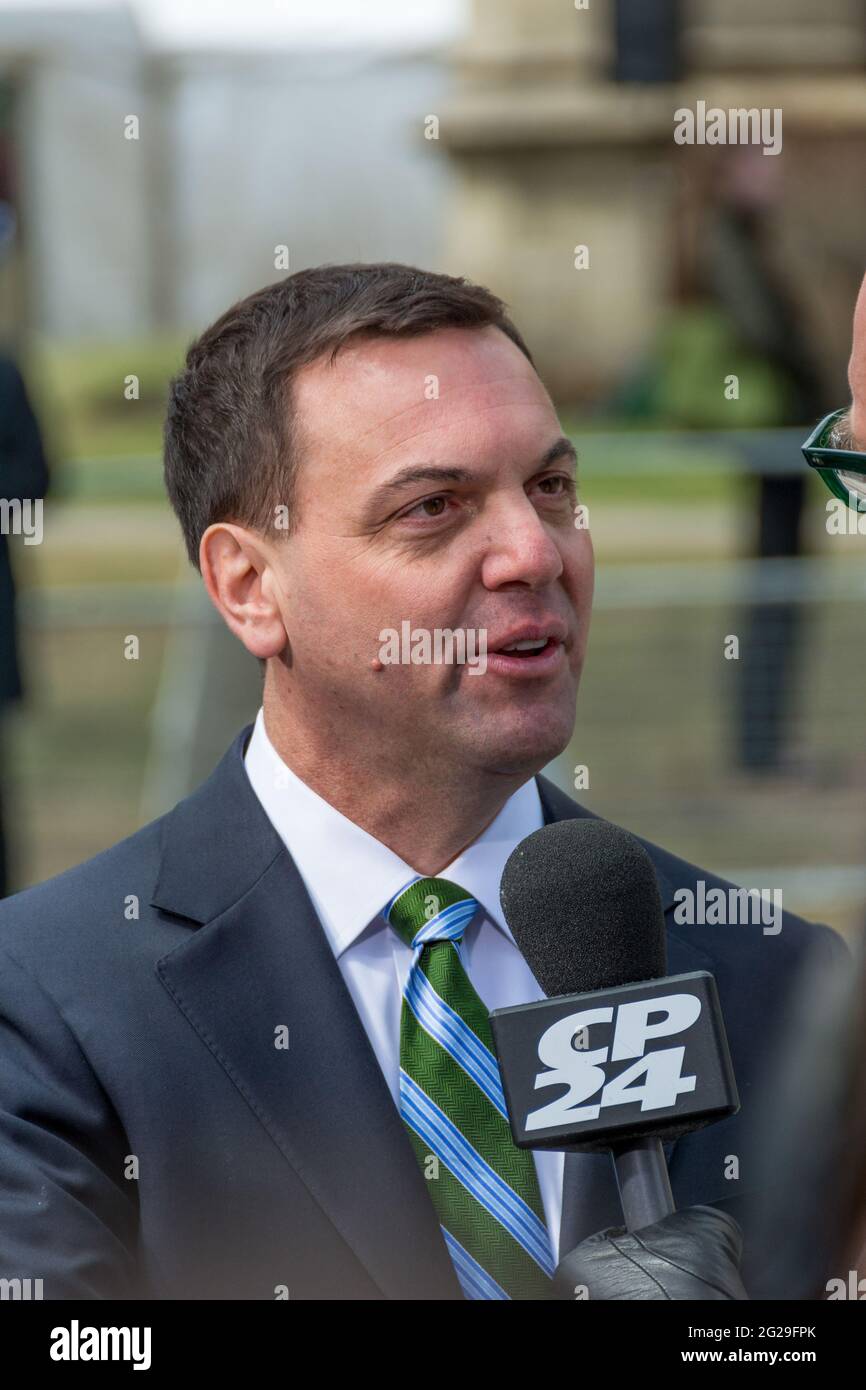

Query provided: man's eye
[395,476,574,526]
[536,474,576,498]
[403,494,451,520]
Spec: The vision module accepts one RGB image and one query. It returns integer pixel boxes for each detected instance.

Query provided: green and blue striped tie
[385,875,555,1299]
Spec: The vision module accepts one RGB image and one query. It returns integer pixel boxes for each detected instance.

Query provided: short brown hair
[163,261,534,568]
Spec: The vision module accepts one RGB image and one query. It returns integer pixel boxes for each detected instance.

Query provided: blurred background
[1,0,865,941]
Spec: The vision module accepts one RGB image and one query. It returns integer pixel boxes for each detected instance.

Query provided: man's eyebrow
[372,465,474,502]
[366,437,579,512]
[540,436,578,470]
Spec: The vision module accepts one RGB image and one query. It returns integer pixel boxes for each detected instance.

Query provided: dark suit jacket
[0,356,49,705]
[0,724,848,1299]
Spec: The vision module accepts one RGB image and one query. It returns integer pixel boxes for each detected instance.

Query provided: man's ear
[848,268,866,448]
[199,522,287,660]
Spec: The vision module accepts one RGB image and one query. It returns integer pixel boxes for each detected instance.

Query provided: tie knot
[385,876,479,950]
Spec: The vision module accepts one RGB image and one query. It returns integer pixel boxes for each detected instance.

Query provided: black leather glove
[553,1205,749,1301]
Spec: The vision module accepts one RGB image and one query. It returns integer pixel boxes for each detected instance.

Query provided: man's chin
[467,713,575,779]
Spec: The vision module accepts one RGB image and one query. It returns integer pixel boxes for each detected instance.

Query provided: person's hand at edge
[552,1205,749,1301]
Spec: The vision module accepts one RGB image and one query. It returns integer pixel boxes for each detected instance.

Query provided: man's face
[268,325,594,779]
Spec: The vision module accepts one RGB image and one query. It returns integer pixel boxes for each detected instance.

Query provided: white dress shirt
[243,706,565,1257]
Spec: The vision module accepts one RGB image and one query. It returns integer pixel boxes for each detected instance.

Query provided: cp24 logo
[526,993,700,1132]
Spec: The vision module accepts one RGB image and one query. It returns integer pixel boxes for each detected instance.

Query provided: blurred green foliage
[600,305,794,430]
[28,335,188,472]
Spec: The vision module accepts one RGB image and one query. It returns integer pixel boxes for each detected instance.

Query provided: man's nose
[478,501,565,590]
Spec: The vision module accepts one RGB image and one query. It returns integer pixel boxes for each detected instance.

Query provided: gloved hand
[553,1205,749,1301]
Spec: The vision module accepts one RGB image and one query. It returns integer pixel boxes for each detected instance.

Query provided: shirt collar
[243,707,544,957]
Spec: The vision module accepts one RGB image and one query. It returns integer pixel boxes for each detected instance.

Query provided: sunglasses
[802,408,866,512]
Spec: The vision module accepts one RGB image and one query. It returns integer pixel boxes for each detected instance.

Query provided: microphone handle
[611,1137,676,1230]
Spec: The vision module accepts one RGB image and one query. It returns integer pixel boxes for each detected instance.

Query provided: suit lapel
[152,725,462,1300]
[535,775,715,1258]
[150,736,712,1288]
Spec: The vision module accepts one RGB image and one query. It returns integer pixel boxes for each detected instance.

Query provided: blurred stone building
[0,0,864,409]
[441,0,866,405]
[0,1,454,343]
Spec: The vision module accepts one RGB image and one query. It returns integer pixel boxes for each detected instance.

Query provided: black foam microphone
[490,818,739,1231]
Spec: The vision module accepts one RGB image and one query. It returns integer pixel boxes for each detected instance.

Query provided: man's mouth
[485,623,569,678]
[498,637,557,658]
[489,619,568,655]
